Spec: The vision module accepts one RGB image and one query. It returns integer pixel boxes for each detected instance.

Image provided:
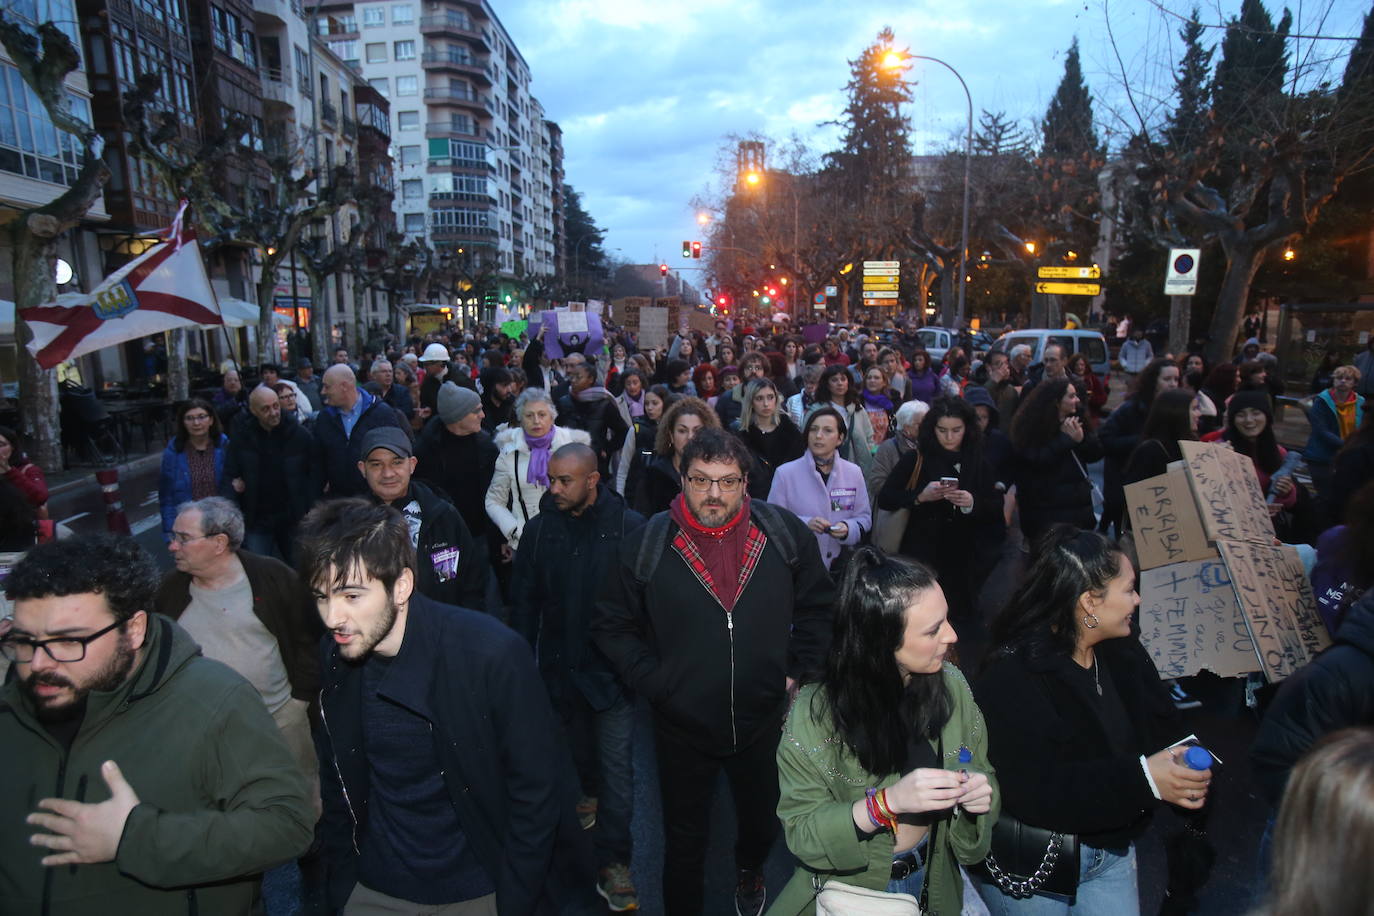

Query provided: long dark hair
[1223,391,1282,474]
[1202,362,1239,401]
[1132,357,1177,407]
[1008,377,1075,452]
[816,364,860,409]
[820,546,950,777]
[173,398,223,451]
[1141,388,1198,447]
[986,526,1125,665]
[918,396,983,463]
[0,425,30,468]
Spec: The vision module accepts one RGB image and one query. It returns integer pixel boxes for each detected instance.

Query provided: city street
[39,457,1275,916]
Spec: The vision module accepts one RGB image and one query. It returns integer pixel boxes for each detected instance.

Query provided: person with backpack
[592,428,836,916]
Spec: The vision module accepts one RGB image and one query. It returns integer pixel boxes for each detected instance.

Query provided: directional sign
[1035,281,1101,296]
[824,285,838,297]
[1038,265,1101,280]
[862,290,900,299]
[863,267,900,277]
[861,282,900,292]
[863,260,900,269]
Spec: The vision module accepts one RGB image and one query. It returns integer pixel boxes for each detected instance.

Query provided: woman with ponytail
[771,546,997,915]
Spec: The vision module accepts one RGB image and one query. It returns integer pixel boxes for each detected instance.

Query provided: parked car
[987,328,1112,381]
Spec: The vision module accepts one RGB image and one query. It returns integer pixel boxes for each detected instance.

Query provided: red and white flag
[20,200,222,369]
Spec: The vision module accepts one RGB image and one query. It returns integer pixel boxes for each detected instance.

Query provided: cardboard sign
[499,320,527,340]
[1217,541,1331,681]
[1124,465,1216,571]
[1178,441,1275,544]
[1139,559,1259,679]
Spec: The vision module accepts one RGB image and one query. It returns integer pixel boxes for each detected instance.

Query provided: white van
[987,328,1112,381]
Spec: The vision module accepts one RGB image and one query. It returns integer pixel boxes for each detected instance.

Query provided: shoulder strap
[632,512,675,587]
[904,451,924,491]
[750,501,801,572]
[512,451,530,522]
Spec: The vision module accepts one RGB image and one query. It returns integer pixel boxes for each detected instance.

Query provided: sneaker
[1170,682,1202,710]
[576,795,597,830]
[735,868,766,916]
[595,863,639,912]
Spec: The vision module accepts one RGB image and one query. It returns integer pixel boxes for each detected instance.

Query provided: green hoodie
[0,614,314,915]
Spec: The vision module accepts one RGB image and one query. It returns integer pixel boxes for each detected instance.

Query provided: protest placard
[1123,465,1216,571]
[1178,441,1275,544]
[1139,559,1259,679]
[1216,541,1332,681]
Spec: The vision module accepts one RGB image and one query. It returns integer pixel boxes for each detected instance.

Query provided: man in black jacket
[556,363,628,478]
[593,428,834,916]
[359,427,487,611]
[223,385,318,560]
[511,444,645,911]
[364,357,415,421]
[314,364,410,497]
[304,499,586,915]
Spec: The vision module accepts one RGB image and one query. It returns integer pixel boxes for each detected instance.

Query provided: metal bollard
[94,467,131,534]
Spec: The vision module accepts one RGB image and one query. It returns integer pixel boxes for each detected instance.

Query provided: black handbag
[982,814,1080,903]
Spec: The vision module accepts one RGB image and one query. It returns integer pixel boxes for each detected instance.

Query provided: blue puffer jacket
[158,434,229,539]
[1305,390,1365,465]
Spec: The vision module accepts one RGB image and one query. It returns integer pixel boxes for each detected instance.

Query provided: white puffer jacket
[485,425,591,550]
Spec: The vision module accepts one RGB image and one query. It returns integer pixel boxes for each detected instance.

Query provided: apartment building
[314,0,563,300]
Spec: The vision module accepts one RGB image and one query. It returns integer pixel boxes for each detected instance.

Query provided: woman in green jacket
[770,547,998,915]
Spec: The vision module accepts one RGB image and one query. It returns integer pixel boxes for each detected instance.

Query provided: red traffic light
[659,264,669,276]
[717,295,728,306]
[766,287,778,297]
[691,241,703,259]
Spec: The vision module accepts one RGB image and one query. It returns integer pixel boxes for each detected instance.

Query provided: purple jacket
[767,454,871,568]
[907,368,942,404]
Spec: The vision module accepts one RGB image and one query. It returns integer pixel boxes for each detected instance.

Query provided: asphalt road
[40,454,1273,916]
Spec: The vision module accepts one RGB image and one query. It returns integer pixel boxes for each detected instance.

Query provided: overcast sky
[501,0,1369,266]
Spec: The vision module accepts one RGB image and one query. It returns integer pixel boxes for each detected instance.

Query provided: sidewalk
[47,447,163,499]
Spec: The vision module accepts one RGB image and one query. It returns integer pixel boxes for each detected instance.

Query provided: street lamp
[881,49,973,327]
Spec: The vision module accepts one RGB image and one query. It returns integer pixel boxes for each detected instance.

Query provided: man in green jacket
[0,535,314,915]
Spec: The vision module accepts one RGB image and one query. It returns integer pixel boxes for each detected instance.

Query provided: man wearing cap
[359,426,488,611]
[419,342,455,419]
[315,365,411,498]
[414,383,501,595]
[293,358,322,411]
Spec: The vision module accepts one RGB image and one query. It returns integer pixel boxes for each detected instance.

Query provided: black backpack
[630,500,802,588]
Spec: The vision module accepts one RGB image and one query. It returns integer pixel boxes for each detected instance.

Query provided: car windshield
[1079,337,1107,364]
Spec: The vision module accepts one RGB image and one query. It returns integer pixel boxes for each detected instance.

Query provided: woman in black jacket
[1120,388,1200,488]
[634,396,719,516]
[876,397,1003,628]
[972,527,1211,915]
[1008,378,1103,541]
[735,378,805,499]
[1097,358,1180,537]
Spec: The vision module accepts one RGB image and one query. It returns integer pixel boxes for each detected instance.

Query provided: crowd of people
[1,316,1372,916]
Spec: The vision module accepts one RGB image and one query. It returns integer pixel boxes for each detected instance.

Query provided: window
[294,45,312,95]
[0,66,86,186]
[393,4,414,24]
[365,42,386,63]
[399,145,421,167]
[402,179,423,200]
[432,209,490,229]
[395,75,417,96]
[404,212,425,232]
[368,77,389,96]
[427,138,487,166]
[362,6,384,27]
[329,40,358,61]
[397,110,419,131]
[211,6,232,52]
[393,40,415,61]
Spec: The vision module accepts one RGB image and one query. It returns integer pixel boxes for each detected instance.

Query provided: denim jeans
[243,525,295,564]
[974,844,1139,916]
[554,686,634,867]
[885,835,930,897]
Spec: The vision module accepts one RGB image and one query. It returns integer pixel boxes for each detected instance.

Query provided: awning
[218,298,293,329]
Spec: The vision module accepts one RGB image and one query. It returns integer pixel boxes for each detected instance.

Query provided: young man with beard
[0,535,313,914]
[304,499,585,915]
[593,428,835,916]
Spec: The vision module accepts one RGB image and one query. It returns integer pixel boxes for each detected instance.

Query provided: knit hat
[438,381,482,424]
[1226,389,1273,422]
[360,426,412,460]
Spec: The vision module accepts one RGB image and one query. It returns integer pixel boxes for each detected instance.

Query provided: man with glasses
[0,535,313,913]
[594,428,834,916]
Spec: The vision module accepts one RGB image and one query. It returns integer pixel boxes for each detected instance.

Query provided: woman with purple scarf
[486,387,591,551]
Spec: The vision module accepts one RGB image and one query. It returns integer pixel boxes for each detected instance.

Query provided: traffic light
[691,241,702,259]
[659,264,669,277]
[717,295,728,307]
[682,240,691,258]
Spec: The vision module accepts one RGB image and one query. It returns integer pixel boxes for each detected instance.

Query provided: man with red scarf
[593,428,834,916]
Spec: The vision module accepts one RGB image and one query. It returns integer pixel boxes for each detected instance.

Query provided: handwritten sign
[638,306,671,350]
[1139,559,1259,679]
[1217,541,1331,681]
[1124,466,1216,571]
[1179,441,1274,544]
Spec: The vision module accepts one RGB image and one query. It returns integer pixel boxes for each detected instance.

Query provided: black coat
[221,411,318,528]
[1251,589,1374,805]
[312,393,411,497]
[556,391,629,476]
[974,635,1181,847]
[634,454,680,517]
[510,485,646,710]
[736,416,806,500]
[1011,424,1103,540]
[592,502,835,755]
[413,417,499,538]
[364,381,415,419]
[380,480,487,612]
[315,594,583,914]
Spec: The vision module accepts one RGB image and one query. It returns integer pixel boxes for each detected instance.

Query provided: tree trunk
[353,276,369,354]
[12,219,62,471]
[1168,295,1191,358]
[165,328,189,400]
[938,265,956,328]
[1203,242,1266,366]
[307,270,330,368]
[256,262,278,368]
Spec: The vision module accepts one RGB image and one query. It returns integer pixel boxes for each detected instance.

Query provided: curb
[47,452,163,499]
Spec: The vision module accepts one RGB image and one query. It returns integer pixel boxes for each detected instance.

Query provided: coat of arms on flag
[19,200,223,369]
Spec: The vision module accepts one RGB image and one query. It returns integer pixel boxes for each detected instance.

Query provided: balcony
[431,225,499,242]
[320,101,338,125]
[341,115,357,138]
[421,51,493,84]
[261,66,292,105]
[430,191,496,205]
[425,121,485,140]
[418,14,491,49]
[427,155,495,173]
[423,87,493,116]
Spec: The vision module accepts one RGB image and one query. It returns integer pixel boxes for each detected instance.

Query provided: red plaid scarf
[668,495,767,612]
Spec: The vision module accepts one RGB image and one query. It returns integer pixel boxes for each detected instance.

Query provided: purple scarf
[524,429,556,486]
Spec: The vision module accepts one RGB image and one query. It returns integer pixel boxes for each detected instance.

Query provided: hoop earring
[1083,613,1100,629]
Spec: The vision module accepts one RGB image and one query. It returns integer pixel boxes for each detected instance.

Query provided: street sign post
[862,290,900,300]
[1165,248,1201,296]
[1034,281,1102,296]
[1037,266,1101,280]
[862,260,900,268]
[812,292,827,309]
[824,285,838,297]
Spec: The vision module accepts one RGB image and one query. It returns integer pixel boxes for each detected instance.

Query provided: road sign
[863,260,900,269]
[1165,248,1201,296]
[1035,281,1102,296]
[812,292,826,305]
[1037,265,1101,280]
[824,285,838,297]
[861,282,900,292]
[863,268,900,277]
[862,290,900,299]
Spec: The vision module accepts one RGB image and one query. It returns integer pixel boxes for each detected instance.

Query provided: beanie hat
[1227,389,1273,422]
[438,381,482,424]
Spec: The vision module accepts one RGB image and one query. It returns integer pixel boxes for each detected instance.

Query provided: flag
[19,200,222,369]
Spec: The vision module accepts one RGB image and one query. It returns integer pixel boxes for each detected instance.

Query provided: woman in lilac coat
[767,405,871,572]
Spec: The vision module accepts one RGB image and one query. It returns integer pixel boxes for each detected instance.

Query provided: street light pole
[908,55,972,328]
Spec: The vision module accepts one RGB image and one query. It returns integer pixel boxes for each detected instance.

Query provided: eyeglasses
[1,619,123,663]
[169,530,218,545]
[183,414,212,423]
[685,474,744,493]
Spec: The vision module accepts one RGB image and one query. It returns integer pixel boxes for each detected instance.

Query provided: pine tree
[1041,39,1099,160]
[562,183,606,286]
[1211,0,1292,134]
[1165,9,1215,151]
[825,27,913,203]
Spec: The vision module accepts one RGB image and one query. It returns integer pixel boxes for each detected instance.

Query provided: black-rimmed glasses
[0,619,123,663]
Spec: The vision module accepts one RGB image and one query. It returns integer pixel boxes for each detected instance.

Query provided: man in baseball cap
[358,427,487,610]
